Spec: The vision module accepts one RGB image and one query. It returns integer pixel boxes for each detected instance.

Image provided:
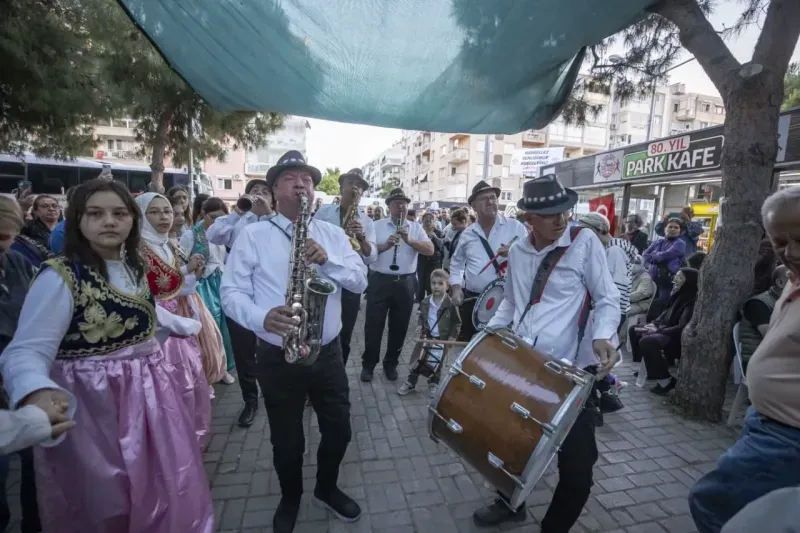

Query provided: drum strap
[517,227,592,344]
[475,231,502,275]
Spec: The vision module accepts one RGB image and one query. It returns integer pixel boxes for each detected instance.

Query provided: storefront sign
[622,135,723,180]
[593,150,624,183]
[510,147,564,176]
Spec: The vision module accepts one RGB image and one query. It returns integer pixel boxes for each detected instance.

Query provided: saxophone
[283,192,338,365]
[341,187,361,251]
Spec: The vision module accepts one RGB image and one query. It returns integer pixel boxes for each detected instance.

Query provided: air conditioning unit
[233,174,242,180]
[609,124,617,130]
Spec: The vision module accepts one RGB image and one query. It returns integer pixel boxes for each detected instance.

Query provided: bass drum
[472,278,505,330]
[428,328,595,510]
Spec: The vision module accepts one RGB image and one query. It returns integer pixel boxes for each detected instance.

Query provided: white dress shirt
[449,215,528,293]
[312,204,378,273]
[220,214,368,347]
[180,229,227,278]
[206,211,274,248]
[371,217,432,275]
[426,295,444,362]
[487,229,620,368]
[0,261,200,445]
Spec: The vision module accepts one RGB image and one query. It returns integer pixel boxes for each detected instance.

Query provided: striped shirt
[606,240,634,313]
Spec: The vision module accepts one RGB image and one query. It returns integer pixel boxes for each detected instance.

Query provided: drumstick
[478,236,520,275]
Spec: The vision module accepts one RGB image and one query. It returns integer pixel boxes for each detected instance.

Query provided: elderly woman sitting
[629,267,699,395]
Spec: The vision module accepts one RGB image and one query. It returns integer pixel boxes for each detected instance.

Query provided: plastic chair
[727,322,748,426]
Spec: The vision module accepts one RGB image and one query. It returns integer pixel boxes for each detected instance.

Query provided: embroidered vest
[40,257,157,359]
[141,243,187,300]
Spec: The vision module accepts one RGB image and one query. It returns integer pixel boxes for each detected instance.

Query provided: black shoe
[650,377,677,396]
[594,408,605,427]
[237,402,258,427]
[472,498,526,527]
[600,391,625,414]
[384,367,398,381]
[360,367,373,382]
[633,371,639,378]
[314,486,362,522]
[273,497,301,533]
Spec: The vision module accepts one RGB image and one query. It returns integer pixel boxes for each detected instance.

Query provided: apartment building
[93,117,148,165]
[610,83,725,148]
[362,144,405,195]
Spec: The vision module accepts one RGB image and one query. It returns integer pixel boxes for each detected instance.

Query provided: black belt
[373,271,414,281]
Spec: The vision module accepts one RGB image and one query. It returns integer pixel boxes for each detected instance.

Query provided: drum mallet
[478,235,519,274]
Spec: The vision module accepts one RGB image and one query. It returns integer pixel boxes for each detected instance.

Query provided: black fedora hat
[265,150,322,188]
[468,180,501,204]
[517,174,578,215]
[385,187,411,205]
[339,168,369,191]
[245,179,268,195]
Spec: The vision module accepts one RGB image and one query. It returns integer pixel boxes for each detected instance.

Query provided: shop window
[493,154,503,165]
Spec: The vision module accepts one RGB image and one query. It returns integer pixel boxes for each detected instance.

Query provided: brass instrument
[389,204,407,272]
[341,187,361,251]
[283,192,337,365]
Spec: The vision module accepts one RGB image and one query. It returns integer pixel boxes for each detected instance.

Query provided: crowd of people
[0,150,796,533]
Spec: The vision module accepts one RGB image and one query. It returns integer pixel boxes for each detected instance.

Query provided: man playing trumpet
[314,168,376,365]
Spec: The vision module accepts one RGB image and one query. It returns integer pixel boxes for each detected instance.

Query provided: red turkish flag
[588,194,616,236]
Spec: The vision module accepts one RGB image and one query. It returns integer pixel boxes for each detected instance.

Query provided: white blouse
[0,261,200,421]
[179,230,227,278]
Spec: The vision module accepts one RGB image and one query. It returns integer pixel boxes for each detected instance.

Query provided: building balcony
[421,142,431,154]
[380,158,403,170]
[418,162,430,174]
[449,133,469,141]
[94,125,137,139]
[522,130,547,144]
[448,148,469,164]
[449,172,468,185]
[245,162,271,175]
[674,108,695,121]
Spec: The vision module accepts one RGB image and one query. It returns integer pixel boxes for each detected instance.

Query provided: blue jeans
[689,407,800,533]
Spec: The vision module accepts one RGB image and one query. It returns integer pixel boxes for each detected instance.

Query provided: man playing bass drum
[472,175,620,532]
[449,181,527,339]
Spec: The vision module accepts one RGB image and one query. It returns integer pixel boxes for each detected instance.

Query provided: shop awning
[118,0,653,133]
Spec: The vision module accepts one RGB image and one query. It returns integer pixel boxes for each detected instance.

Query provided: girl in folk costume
[0,180,214,533]
[135,193,223,431]
[180,196,236,383]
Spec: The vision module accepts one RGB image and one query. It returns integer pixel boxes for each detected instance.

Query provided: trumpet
[389,204,407,272]
[341,187,361,251]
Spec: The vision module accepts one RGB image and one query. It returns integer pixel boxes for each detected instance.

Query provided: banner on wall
[593,150,624,183]
[588,194,616,236]
[510,147,564,176]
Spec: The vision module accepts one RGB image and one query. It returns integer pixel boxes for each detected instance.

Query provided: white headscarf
[135,192,173,263]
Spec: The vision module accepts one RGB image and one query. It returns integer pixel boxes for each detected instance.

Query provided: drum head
[472,279,505,329]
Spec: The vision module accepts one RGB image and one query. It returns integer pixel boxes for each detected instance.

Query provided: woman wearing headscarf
[0,180,214,532]
[629,267,699,395]
[12,194,60,268]
[135,193,215,446]
[166,186,192,235]
[180,197,236,384]
[0,197,42,533]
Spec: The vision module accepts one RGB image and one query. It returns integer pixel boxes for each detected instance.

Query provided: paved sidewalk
[4,306,741,532]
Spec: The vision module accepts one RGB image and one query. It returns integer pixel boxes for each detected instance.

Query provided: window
[451,167,457,175]
[701,103,711,112]
[495,134,504,140]
[216,179,232,190]
[503,143,515,155]
[475,164,484,178]
[115,139,123,150]
[715,105,724,115]
[501,166,510,177]
[500,191,513,201]
[700,122,709,128]
[673,103,679,112]
[440,146,446,157]
[493,154,503,165]
[107,139,114,150]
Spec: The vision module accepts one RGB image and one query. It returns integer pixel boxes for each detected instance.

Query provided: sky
[305,2,799,172]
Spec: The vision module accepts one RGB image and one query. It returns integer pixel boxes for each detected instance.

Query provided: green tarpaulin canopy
[119,0,652,133]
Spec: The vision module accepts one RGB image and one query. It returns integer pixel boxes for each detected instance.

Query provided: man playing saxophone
[313,168,376,365]
[220,150,367,533]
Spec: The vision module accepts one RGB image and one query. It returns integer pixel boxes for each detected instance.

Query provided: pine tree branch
[752,0,800,74]
[652,0,740,94]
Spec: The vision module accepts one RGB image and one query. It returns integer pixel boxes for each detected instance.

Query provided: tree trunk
[149,106,173,189]
[672,67,784,421]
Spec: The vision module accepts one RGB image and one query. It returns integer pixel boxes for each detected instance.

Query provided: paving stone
[596,491,636,509]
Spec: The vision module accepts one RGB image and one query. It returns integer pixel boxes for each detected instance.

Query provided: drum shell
[429,330,594,508]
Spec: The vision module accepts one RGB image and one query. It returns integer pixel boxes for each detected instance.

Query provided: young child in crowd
[398,269,462,397]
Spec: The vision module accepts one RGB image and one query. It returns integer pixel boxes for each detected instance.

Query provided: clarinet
[388,206,406,271]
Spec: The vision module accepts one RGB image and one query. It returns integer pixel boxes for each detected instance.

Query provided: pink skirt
[157,298,212,448]
[34,338,214,533]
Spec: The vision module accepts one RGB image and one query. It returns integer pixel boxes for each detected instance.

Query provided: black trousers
[456,290,480,342]
[0,448,40,533]
[226,316,260,404]
[362,272,415,371]
[416,259,442,302]
[502,388,598,533]
[256,338,351,500]
[339,289,363,366]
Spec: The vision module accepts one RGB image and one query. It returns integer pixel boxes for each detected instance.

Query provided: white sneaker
[397,381,417,396]
[221,372,236,385]
[428,383,438,398]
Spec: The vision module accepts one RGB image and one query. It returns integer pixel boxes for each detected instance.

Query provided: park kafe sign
[622,134,724,180]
